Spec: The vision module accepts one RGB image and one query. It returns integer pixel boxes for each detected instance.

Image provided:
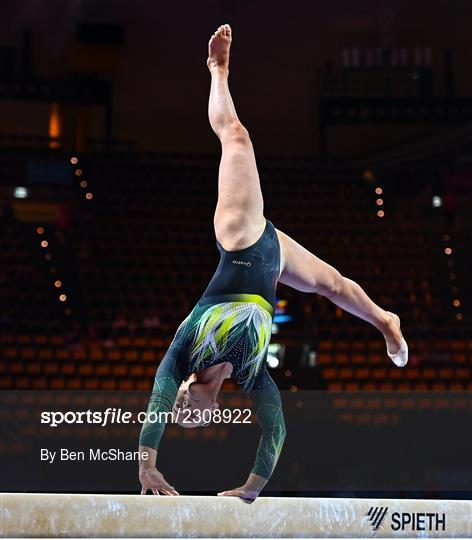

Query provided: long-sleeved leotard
[139,220,286,480]
[139,300,286,479]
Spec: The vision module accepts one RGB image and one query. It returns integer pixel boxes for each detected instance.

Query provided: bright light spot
[309,351,317,366]
[75,169,83,176]
[268,343,281,354]
[377,210,385,218]
[70,157,78,165]
[290,385,298,393]
[271,322,279,334]
[54,280,62,288]
[453,299,461,307]
[59,294,67,302]
[36,227,44,235]
[14,187,28,199]
[267,354,279,368]
[432,195,442,207]
[48,103,61,144]
[85,192,93,200]
[40,240,48,248]
[375,187,383,195]
[445,247,452,255]
[80,180,88,188]
[376,198,384,206]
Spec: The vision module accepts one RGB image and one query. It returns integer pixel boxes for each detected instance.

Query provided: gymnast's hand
[218,473,267,502]
[217,485,260,502]
[139,466,179,496]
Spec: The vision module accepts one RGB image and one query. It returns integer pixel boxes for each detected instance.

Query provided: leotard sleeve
[139,336,187,450]
[247,365,286,479]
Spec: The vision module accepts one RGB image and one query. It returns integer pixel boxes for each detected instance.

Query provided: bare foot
[383,311,403,356]
[207,24,232,71]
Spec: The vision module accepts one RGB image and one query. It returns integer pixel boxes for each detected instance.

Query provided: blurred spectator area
[0,147,470,406]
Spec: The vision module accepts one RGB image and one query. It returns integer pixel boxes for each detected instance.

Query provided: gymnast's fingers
[218,488,257,502]
[161,484,180,495]
[218,489,235,496]
[161,488,179,496]
[160,478,176,492]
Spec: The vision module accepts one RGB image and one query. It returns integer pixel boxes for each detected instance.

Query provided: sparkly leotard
[139,220,286,479]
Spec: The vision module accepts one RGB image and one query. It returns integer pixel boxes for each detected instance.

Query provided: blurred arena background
[0,0,471,498]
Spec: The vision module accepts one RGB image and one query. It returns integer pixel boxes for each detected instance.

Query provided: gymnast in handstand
[138,24,408,501]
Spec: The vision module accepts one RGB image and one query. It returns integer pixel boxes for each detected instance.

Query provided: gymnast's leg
[207,24,265,250]
[277,229,404,359]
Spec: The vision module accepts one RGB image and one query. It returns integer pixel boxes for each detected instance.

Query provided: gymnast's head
[172,362,233,428]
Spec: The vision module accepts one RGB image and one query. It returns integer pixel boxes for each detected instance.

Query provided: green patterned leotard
[139,220,286,480]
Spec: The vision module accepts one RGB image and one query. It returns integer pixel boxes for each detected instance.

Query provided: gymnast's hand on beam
[217,485,260,503]
[139,466,179,496]
[218,473,267,502]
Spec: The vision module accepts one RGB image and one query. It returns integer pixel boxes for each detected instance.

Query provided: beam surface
[1,494,470,538]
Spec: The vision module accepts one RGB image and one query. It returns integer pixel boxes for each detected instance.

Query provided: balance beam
[1,494,470,538]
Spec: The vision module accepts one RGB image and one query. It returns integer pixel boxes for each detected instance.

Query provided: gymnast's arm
[138,345,186,495]
[219,366,286,500]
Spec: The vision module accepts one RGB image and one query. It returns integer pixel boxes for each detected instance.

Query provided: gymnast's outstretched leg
[277,229,407,365]
[207,24,265,250]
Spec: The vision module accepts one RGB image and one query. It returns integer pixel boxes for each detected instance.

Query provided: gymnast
[138,24,408,501]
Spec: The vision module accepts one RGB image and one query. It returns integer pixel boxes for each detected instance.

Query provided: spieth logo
[365,506,446,534]
[232,259,251,267]
[366,506,389,533]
